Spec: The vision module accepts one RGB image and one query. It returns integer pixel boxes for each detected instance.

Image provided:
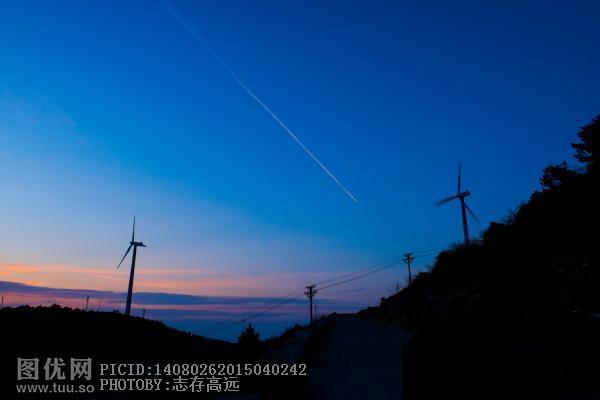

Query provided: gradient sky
[1,0,600,338]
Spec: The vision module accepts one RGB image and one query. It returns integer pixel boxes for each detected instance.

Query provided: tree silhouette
[238,323,261,359]
[572,114,600,173]
[539,161,578,189]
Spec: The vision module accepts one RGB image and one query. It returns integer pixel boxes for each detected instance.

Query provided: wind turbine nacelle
[458,190,471,198]
[130,241,146,247]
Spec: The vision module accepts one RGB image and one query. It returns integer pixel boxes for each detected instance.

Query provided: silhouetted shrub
[238,323,261,359]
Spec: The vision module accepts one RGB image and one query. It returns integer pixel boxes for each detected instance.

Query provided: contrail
[159,0,358,202]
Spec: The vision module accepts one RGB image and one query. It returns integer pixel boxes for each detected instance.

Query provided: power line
[315,249,441,293]
[317,259,403,291]
[202,287,307,335]
[4,248,445,339]
[414,251,440,258]
[412,246,447,256]
[202,258,404,336]
[203,292,305,337]
[201,246,448,337]
[241,293,306,321]
[313,246,445,288]
[202,259,403,336]
[203,255,411,336]
[314,255,405,286]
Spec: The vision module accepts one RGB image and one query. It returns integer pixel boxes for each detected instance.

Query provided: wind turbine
[116,217,146,316]
[435,162,479,245]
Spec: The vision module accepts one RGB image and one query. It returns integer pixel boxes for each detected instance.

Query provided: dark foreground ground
[0,305,308,400]
[402,310,600,400]
[4,305,598,400]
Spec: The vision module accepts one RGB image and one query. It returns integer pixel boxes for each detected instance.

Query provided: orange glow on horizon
[0,262,342,299]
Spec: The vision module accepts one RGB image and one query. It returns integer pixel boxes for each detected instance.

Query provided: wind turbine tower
[435,162,479,245]
[116,217,146,316]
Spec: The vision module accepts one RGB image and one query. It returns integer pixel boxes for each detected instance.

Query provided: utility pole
[242,318,246,330]
[403,253,415,285]
[396,283,399,293]
[85,295,90,311]
[98,297,102,311]
[314,304,317,320]
[1,296,3,309]
[142,308,146,319]
[305,284,317,324]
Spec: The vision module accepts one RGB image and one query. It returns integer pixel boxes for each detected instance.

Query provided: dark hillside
[0,304,235,360]
[360,115,600,399]
[0,305,238,399]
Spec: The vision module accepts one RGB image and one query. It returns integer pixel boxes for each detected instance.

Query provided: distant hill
[359,115,600,399]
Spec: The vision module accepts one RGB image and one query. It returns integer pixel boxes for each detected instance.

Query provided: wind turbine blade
[464,202,480,222]
[132,216,136,242]
[435,195,458,206]
[457,161,462,194]
[117,244,133,269]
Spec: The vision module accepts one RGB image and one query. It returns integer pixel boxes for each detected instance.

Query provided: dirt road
[305,315,412,400]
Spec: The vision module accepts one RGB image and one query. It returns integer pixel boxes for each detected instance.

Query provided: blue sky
[1,0,600,338]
